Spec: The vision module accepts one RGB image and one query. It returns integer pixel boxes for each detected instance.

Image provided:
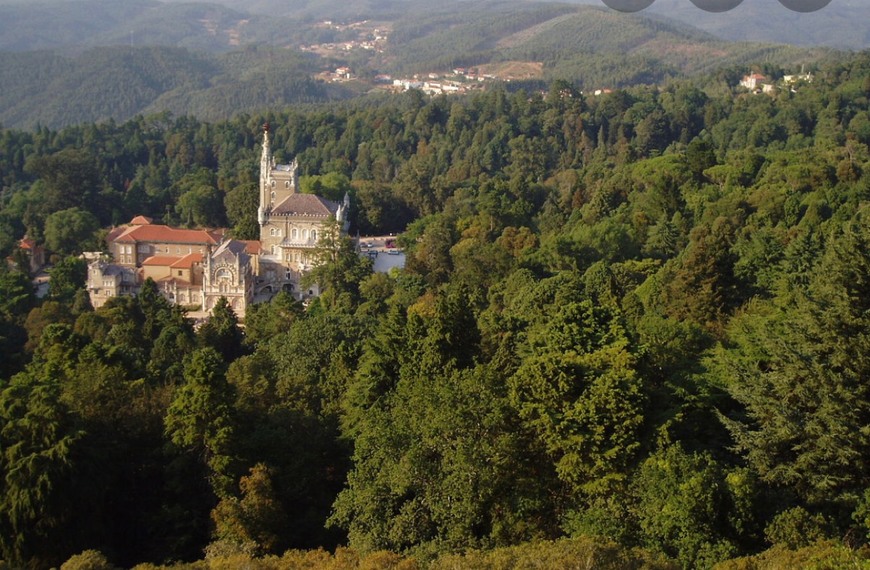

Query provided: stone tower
[257,123,298,227]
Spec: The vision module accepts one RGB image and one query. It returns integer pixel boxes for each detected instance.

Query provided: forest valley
[1,52,870,570]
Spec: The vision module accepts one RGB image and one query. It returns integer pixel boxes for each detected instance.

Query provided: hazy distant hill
[0,0,844,129]
[1,0,861,54]
[0,46,351,129]
[159,0,440,20]
[0,0,272,52]
[381,3,831,88]
[551,0,869,49]
[185,0,870,49]
[647,0,869,50]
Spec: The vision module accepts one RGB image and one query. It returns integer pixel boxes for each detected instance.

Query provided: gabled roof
[106,226,127,242]
[93,263,124,276]
[142,253,204,269]
[142,255,183,267]
[271,194,339,217]
[18,237,37,250]
[212,239,249,259]
[241,240,261,255]
[171,253,204,269]
[130,215,153,225]
[112,224,222,246]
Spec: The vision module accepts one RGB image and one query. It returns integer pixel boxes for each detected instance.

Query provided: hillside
[5,0,866,53]
[166,0,870,49]
[647,0,869,49]
[380,4,832,88]
[0,0,843,128]
[0,0,273,51]
[0,46,352,129]
[2,49,870,570]
[160,0,441,20]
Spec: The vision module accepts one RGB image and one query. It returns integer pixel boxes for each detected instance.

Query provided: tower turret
[258,123,272,227]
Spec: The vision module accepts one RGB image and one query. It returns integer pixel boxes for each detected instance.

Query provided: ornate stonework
[255,124,349,297]
[87,125,349,317]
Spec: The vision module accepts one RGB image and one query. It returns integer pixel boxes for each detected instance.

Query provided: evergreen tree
[198,297,244,362]
[165,347,237,497]
[720,208,870,510]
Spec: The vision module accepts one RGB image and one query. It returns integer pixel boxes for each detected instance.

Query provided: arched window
[311,229,317,241]
[271,180,275,188]
[216,268,233,293]
[270,191,276,202]
[303,229,309,240]
[285,181,290,188]
[291,228,298,240]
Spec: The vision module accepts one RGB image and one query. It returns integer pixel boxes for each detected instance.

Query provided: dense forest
[2,50,870,569]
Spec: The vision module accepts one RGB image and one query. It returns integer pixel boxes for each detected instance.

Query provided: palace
[87,124,348,317]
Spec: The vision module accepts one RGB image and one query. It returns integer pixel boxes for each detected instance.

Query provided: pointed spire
[261,122,271,165]
[258,123,272,227]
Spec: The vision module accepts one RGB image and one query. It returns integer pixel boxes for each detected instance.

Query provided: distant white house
[784,72,813,84]
[739,73,768,90]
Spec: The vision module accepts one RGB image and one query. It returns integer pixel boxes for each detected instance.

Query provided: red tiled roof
[113,224,222,245]
[241,240,261,255]
[19,237,36,250]
[142,255,182,267]
[130,215,153,225]
[170,253,203,269]
[106,226,127,242]
[142,253,203,269]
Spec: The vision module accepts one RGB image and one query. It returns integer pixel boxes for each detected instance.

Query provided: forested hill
[2,0,866,55]
[2,51,870,569]
[645,0,870,50]
[382,3,830,80]
[0,1,836,129]
[165,0,870,49]
[0,46,352,129]
[0,0,270,52]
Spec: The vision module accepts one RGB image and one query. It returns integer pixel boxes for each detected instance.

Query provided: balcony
[280,238,319,249]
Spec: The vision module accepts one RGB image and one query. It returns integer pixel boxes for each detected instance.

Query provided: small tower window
[292,228,298,240]
[270,191,276,202]
[311,230,317,241]
[285,181,290,188]
[271,180,275,188]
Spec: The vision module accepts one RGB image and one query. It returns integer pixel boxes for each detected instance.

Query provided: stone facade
[255,123,349,297]
[202,239,254,316]
[86,125,348,317]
